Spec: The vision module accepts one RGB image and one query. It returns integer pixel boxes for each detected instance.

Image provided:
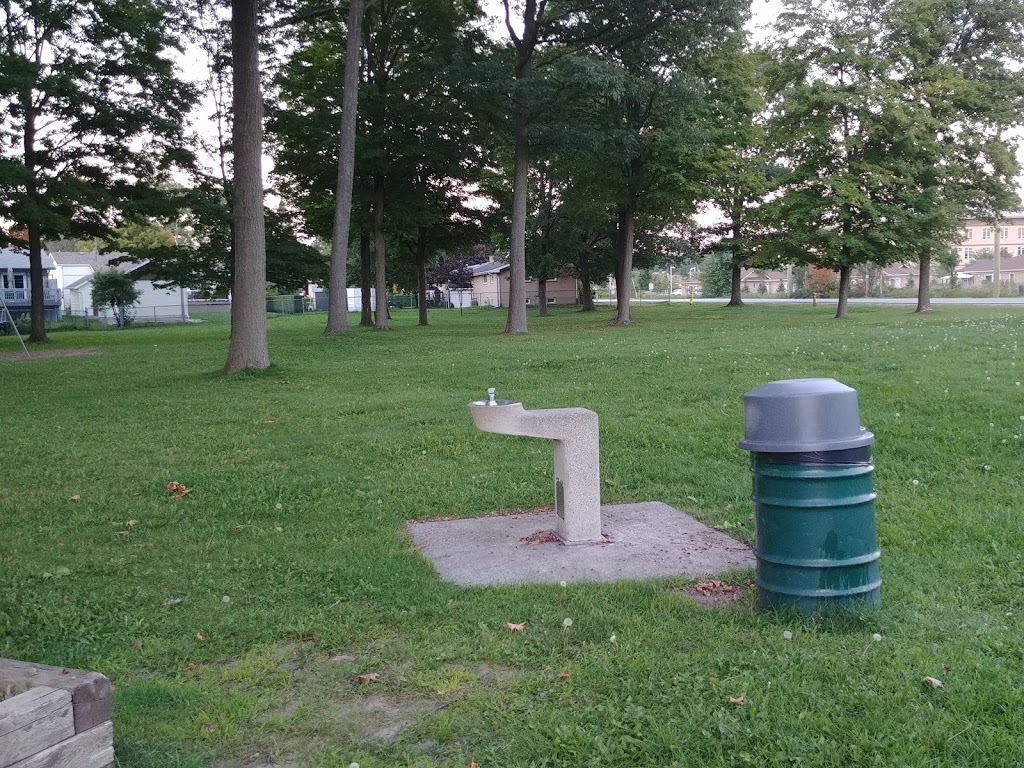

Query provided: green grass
[2,304,1023,767]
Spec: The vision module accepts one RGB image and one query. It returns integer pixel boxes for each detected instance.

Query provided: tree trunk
[22,94,46,342]
[538,279,547,316]
[915,255,932,313]
[416,232,428,327]
[325,0,364,334]
[992,221,1001,297]
[224,0,269,373]
[835,264,851,318]
[505,74,530,334]
[578,248,594,311]
[359,232,373,325]
[727,265,743,307]
[612,203,636,325]
[372,175,388,330]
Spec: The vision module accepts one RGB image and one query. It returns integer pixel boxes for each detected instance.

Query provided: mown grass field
[2,303,1023,767]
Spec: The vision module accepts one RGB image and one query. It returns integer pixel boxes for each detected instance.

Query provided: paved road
[599,297,1024,306]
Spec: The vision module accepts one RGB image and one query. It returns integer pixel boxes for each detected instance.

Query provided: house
[0,247,62,321]
[881,262,920,288]
[468,261,578,307]
[739,268,790,294]
[953,214,1024,265]
[955,255,1024,289]
[52,251,188,324]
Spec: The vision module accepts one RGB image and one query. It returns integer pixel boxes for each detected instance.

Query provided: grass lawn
[2,303,1023,767]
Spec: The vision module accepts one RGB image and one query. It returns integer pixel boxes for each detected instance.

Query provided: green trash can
[739,378,881,613]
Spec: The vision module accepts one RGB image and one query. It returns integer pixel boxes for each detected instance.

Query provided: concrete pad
[408,501,754,587]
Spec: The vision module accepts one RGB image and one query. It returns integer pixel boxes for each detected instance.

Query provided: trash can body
[740,378,881,613]
[751,456,880,611]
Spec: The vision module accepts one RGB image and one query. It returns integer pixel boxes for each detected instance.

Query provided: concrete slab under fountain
[408,501,754,587]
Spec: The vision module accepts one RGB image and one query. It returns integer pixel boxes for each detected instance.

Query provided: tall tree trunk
[325,0,364,334]
[915,254,932,313]
[578,248,594,311]
[992,221,1002,297]
[224,0,269,373]
[727,265,743,307]
[612,202,636,326]
[835,264,851,318]
[416,232,428,327]
[372,175,388,330]
[360,232,373,325]
[537,279,547,316]
[22,95,46,342]
[505,71,530,334]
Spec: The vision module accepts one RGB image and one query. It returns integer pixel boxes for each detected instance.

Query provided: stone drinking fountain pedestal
[407,390,755,587]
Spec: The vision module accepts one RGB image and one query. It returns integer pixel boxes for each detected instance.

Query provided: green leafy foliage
[91,269,142,327]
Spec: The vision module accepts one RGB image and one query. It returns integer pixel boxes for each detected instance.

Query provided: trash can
[739,378,881,613]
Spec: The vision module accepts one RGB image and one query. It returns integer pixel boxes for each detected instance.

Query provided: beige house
[953,214,1024,265]
[954,255,1024,289]
[880,262,920,288]
[739,268,790,294]
[469,261,578,307]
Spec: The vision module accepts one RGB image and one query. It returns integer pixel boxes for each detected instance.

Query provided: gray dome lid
[738,378,874,453]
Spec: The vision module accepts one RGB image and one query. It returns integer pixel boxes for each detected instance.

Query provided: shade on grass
[1,304,1022,767]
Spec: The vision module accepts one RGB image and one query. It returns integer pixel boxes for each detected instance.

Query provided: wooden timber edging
[0,659,113,768]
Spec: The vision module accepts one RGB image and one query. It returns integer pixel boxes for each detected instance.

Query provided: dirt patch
[676,580,753,606]
[0,348,101,361]
[473,662,516,684]
[332,694,439,741]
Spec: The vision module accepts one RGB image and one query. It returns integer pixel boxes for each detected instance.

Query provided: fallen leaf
[355,672,381,684]
[922,676,943,689]
[68,495,81,502]
[556,671,571,680]
[506,622,526,632]
[203,723,217,733]
[186,662,197,671]
[195,633,206,642]
[116,530,130,537]
[164,597,185,607]
[469,761,478,768]
[131,492,142,497]
[729,696,745,706]
[260,418,276,424]
[125,519,137,529]
[165,481,191,499]
[132,640,142,651]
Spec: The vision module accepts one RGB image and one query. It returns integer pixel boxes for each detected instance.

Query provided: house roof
[739,268,788,281]
[469,260,508,277]
[49,251,129,269]
[961,255,1024,272]
[882,262,919,277]
[64,258,152,291]
[0,247,56,271]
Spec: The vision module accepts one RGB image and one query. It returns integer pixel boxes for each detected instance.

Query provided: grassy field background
[1,303,1022,767]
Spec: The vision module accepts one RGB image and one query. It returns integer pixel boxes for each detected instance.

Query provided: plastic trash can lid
[738,378,874,453]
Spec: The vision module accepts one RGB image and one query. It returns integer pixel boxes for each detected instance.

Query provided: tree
[0,0,195,342]
[324,0,364,334]
[699,251,733,298]
[552,1,745,325]
[764,0,907,319]
[224,0,269,372]
[884,0,1024,312]
[92,269,142,328]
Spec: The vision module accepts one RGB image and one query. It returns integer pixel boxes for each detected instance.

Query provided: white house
[51,251,188,324]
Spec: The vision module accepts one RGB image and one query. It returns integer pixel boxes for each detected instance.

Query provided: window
[1018,228,1024,239]
[1018,246,1024,257]
[1001,227,1009,238]
[1,274,6,288]
[13,275,24,289]
[965,229,974,241]
[964,248,973,258]
[983,228,991,239]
